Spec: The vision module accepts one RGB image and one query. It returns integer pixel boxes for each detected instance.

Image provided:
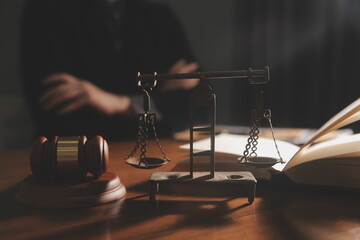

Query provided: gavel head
[30,135,109,180]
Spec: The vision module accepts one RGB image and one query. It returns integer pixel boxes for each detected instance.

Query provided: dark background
[1,0,359,149]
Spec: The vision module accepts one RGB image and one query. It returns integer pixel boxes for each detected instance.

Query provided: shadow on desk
[1,182,360,239]
[1,186,250,239]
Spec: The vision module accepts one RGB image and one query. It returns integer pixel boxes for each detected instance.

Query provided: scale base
[149,171,256,203]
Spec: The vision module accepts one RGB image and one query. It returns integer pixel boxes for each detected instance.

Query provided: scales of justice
[125,67,285,204]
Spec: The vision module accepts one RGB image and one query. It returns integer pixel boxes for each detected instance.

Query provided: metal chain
[239,109,285,164]
[264,110,285,163]
[139,122,149,166]
[239,117,260,163]
[125,113,169,166]
[125,120,143,160]
[250,119,260,158]
[150,115,170,162]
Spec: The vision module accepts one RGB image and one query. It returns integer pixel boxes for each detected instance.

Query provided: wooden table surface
[0,139,359,240]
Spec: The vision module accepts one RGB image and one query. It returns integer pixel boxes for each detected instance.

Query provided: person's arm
[37,58,199,116]
[162,59,199,91]
[38,73,132,116]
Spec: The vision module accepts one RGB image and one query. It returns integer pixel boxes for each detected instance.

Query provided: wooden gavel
[30,135,109,180]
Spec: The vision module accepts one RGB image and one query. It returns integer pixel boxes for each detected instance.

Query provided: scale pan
[125,157,169,169]
[239,157,281,168]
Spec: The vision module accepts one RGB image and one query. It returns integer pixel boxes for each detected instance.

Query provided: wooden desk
[0,139,359,240]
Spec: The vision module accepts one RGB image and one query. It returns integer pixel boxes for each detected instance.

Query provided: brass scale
[125,67,284,203]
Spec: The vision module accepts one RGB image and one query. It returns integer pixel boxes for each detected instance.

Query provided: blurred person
[21,0,199,140]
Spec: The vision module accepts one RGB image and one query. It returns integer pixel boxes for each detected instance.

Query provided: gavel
[30,135,108,180]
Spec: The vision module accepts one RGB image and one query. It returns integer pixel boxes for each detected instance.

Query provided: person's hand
[39,73,131,115]
[162,59,199,91]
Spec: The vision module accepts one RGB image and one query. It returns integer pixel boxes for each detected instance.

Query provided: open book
[181,98,360,189]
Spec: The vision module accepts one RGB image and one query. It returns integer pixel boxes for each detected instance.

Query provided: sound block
[15,172,126,209]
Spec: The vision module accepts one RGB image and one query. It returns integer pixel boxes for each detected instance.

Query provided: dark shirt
[22,0,196,140]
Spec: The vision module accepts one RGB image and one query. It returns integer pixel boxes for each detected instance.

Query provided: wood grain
[0,139,359,240]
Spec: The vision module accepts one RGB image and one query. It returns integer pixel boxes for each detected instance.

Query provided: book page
[283,98,360,170]
[283,133,360,171]
[302,98,360,147]
[180,133,299,171]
